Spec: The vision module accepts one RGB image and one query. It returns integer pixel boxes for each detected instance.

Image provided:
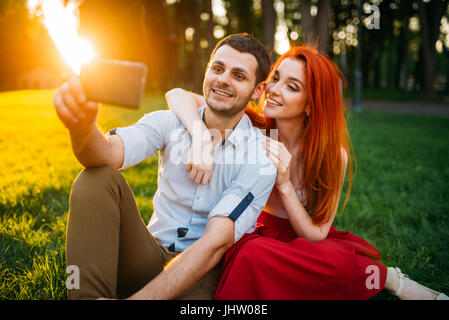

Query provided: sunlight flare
[27,0,97,74]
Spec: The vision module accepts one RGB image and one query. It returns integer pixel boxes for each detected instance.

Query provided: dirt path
[346,100,449,118]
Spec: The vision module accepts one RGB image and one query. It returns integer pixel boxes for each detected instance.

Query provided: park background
[0,0,448,299]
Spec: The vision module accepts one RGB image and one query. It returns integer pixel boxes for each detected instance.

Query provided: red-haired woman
[165,45,447,300]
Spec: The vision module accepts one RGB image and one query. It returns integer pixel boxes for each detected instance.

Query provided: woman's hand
[185,133,214,184]
[262,139,293,192]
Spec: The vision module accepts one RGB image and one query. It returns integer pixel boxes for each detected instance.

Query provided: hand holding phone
[53,59,148,133]
[80,59,148,109]
[53,74,98,132]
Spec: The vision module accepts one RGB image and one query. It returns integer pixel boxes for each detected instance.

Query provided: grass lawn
[0,89,448,299]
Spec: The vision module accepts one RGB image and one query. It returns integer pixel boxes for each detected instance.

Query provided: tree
[262,0,276,56]
[396,2,414,91]
[140,0,178,91]
[417,0,448,98]
[191,0,202,92]
[298,0,331,54]
[174,0,203,92]
[204,0,215,57]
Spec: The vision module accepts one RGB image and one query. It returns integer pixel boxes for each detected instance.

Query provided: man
[54,34,276,300]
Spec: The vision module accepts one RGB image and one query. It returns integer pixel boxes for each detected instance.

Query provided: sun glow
[27,0,97,74]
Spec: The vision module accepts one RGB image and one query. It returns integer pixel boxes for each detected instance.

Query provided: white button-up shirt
[107,106,276,252]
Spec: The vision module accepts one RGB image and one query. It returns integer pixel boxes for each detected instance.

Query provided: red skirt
[215,211,387,300]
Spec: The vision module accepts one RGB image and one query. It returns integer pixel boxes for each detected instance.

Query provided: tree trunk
[397,15,410,91]
[225,0,234,36]
[192,0,202,92]
[140,0,176,91]
[262,0,276,57]
[316,0,331,54]
[374,56,381,89]
[445,45,449,95]
[235,0,252,33]
[205,0,215,57]
[167,1,182,89]
[299,0,316,45]
[415,46,424,91]
[299,0,331,54]
[339,51,348,78]
[417,0,448,99]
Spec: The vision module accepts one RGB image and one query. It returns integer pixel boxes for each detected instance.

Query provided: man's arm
[127,216,234,300]
[127,136,277,300]
[68,123,124,169]
[53,75,124,169]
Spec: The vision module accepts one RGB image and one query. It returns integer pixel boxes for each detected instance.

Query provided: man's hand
[53,75,98,133]
[53,75,124,169]
[126,216,234,300]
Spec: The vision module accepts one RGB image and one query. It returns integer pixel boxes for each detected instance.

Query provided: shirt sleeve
[208,136,277,243]
[105,110,179,170]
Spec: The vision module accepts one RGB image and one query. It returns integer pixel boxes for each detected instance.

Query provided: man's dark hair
[211,33,271,85]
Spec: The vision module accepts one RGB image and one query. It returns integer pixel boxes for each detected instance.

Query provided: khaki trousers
[66,166,221,300]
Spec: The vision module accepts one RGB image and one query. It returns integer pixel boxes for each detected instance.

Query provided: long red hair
[245,45,355,225]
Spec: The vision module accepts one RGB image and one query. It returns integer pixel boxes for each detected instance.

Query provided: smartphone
[80,59,148,109]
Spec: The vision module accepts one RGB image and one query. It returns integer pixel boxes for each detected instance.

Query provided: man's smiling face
[203,45,259,117]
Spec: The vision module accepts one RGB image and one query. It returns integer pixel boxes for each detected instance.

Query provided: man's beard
[205,88,254,118]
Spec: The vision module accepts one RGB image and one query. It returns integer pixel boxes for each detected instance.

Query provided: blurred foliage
[0,0,448,96]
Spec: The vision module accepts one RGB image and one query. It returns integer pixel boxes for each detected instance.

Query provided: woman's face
[263,57,309,121]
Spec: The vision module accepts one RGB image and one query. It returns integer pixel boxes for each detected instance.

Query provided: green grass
[337,111,449,299]
[1,90,448,299]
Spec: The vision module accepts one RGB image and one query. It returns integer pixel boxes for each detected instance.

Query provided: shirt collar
[199,105,252,148]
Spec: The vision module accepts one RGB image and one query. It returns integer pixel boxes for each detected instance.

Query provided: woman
[166,45,447,300]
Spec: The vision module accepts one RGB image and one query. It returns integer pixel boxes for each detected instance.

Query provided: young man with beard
[53,34,276,300]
